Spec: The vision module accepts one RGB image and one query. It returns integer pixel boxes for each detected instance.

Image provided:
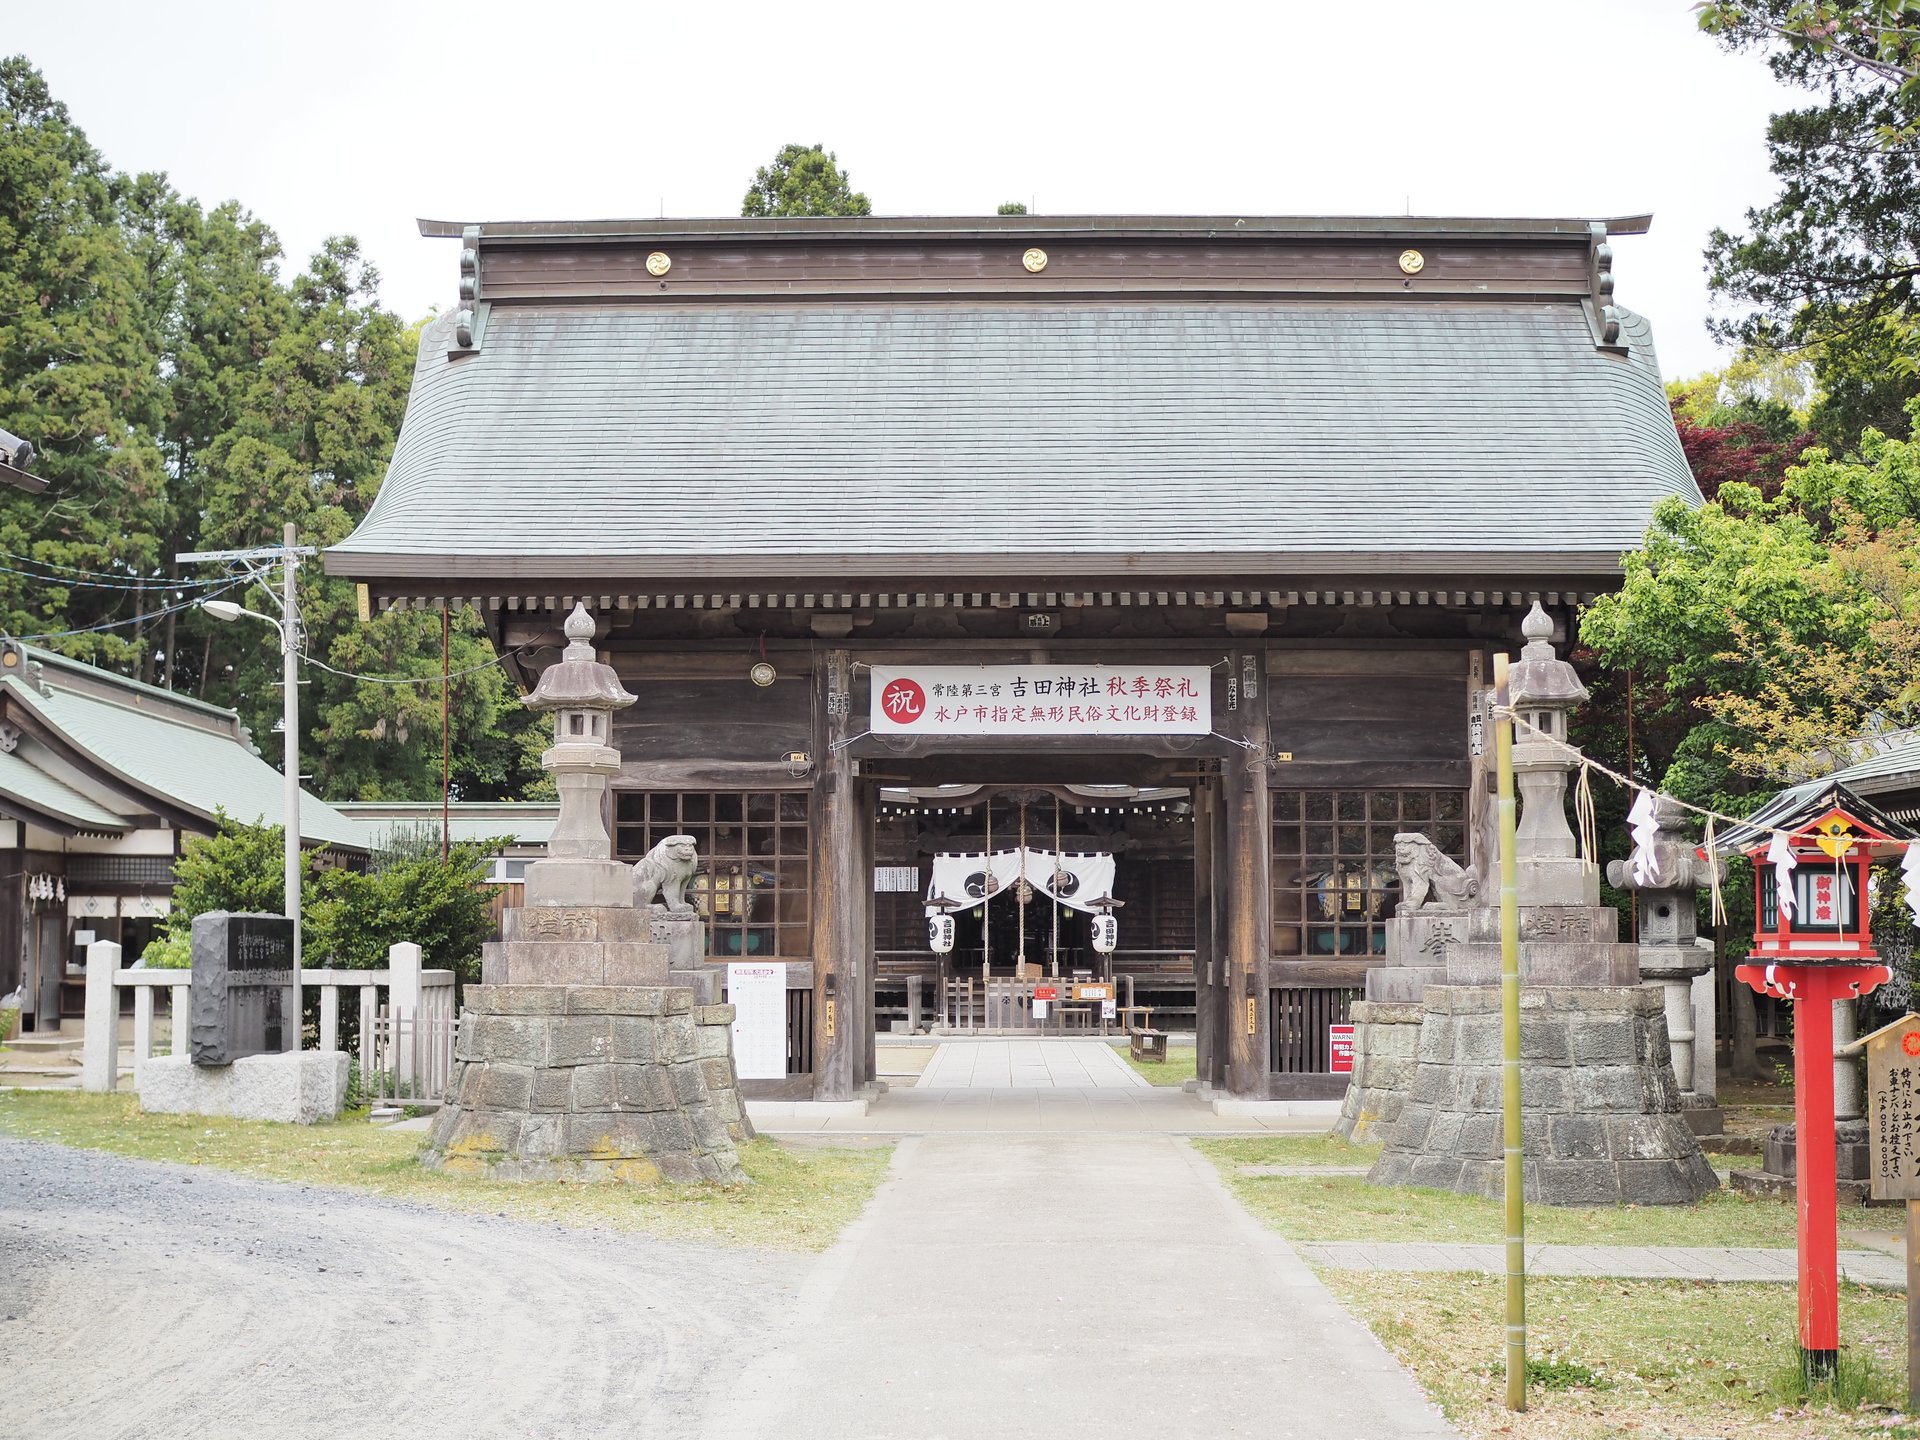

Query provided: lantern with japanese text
[926,895,959,955]
[1746,790,1908,963]
[1721,781,1918,1377]
[1090,913,1118,954]
[928,912,955,955]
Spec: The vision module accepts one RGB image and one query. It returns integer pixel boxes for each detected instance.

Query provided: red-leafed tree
[1671,397,1813,501]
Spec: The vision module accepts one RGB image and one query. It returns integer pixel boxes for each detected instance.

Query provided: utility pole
[178,523,317,974]
[280,522,302,966]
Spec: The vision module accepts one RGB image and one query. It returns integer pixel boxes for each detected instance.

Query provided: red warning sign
[1328,1023,1356,1074]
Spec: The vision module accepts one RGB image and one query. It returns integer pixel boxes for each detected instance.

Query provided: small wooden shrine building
[327,213,1697,1100]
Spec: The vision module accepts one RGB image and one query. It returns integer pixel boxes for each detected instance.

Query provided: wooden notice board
[1861,1010,1920,1412]
[1866,1013,1920,1202]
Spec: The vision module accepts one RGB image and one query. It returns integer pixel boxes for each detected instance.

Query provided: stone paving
[705,1133,1460,1439]
[751,1037,1338,1135]
[1299,1240,1907,1288]
[916,1036,1148,1089]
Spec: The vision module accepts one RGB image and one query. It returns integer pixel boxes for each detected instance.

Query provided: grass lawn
[0,1089,890,1252]
[1193,1133,1381,1168]
[1120,1046,1197,1087]
[1196,1136,1881,1246]
[1327,1270,1915,1439]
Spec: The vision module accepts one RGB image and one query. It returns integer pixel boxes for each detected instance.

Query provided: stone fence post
[81,940,123,1093]
[389,941,422,1082]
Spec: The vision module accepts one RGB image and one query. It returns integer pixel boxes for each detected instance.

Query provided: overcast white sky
[17,0,1799,381]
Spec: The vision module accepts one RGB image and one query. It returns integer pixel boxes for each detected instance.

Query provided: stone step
[6,1033,84,1055]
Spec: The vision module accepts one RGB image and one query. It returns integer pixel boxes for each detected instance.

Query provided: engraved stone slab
[502,905,655,945]
[1447,939,1638,988]
[189,912,297,1066]
[480,938,670,987]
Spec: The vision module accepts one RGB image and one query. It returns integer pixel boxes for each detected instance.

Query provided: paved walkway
[752,1038,1337,1135]
[1300,1240,1908,1288]
[705,1134,1459,1439]
[917,1037,1147,1089]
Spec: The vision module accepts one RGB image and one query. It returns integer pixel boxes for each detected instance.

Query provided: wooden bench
[1129,1028,1168,1063]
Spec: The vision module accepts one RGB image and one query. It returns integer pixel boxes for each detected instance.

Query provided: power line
[300,645,527,687]
[1,582,242,644]
[0,561,234,593]
[0,550,231,583]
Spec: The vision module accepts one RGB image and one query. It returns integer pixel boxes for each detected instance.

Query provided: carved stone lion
[1393,832,1478,911]
[632,834,699,914]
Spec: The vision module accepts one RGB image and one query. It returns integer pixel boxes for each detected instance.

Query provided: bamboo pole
[1495,651,1527,1412]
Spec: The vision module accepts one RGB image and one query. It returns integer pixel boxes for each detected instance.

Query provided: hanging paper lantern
[928,912,955,954]
[1091,912,1118,954]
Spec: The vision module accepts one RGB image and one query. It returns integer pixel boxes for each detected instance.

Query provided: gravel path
[0,1137,803,1440]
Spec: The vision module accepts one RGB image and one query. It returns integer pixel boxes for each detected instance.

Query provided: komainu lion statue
[1393,832,1478,911]
[632,834,699,913]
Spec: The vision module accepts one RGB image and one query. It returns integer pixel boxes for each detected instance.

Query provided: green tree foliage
[167,815,302,921]
[741,144,871,217]
[1698,4,1920,441]
[0,57,546,805]
[0,57,167,665]
[307,827,500,980]
[163,815,501,980]
[997,201,1028,215]
[1582,400,1920,803]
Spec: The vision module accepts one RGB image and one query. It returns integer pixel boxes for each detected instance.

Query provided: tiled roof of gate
[331,299,1697,575]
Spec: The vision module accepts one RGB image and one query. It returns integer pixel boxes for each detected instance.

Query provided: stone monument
[189,912,298,1064]
[427,604,751,1184]
[1363,605,1717,1204]
[1605,792,1725,1135]
[140,911,348,1124]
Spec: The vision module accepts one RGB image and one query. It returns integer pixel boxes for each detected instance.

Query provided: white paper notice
[727,962,788,1080]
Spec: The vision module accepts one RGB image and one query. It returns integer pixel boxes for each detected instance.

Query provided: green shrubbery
[158,815,501,981]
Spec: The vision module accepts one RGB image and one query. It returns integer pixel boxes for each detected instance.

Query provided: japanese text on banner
[870,665,1212,736]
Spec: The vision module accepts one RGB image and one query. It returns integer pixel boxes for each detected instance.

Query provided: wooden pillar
[810,650,859,1101]
[1192,780,1219,1088]
[857,775,877,1088]
[1224,648,1272,1098]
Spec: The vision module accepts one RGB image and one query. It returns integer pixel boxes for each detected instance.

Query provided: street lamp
[201,565,304,981]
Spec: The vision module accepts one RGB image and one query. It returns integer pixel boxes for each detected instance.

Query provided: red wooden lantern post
[1731,787,1914,1376]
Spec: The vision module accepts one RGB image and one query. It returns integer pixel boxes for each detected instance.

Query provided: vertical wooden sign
[1864,1012,1920,1412]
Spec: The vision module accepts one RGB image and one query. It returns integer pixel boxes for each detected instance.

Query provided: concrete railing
[82,939,455,1094]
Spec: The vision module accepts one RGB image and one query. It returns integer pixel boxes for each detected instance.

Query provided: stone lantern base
[423,983,752,1185]
[1333,1000,1424,1144]
[1369,984,1717,1205]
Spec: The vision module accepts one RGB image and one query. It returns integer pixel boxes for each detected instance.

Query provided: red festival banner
[869,664,1212,736]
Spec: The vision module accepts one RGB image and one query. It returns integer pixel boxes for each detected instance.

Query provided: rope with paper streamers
[1493,703,1801,845]
[1493,704,1841,933]
[1574,763,1598,870]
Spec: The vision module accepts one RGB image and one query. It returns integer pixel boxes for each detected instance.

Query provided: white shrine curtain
[925,849,1118,916]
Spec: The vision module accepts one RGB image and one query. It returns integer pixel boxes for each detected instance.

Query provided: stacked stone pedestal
[1369,984,1717,1204]
[426,982,749,1184]
[1333,1000,1424,1143]
[481,906,668,986]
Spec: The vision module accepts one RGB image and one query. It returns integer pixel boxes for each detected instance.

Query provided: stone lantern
[1605,792,1724,1125]
[521,602,636,908]
[1506,601,1592,907]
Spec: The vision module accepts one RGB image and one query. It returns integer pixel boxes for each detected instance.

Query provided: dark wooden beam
[1224,648,1273,1097]
[808,651,859,1101]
